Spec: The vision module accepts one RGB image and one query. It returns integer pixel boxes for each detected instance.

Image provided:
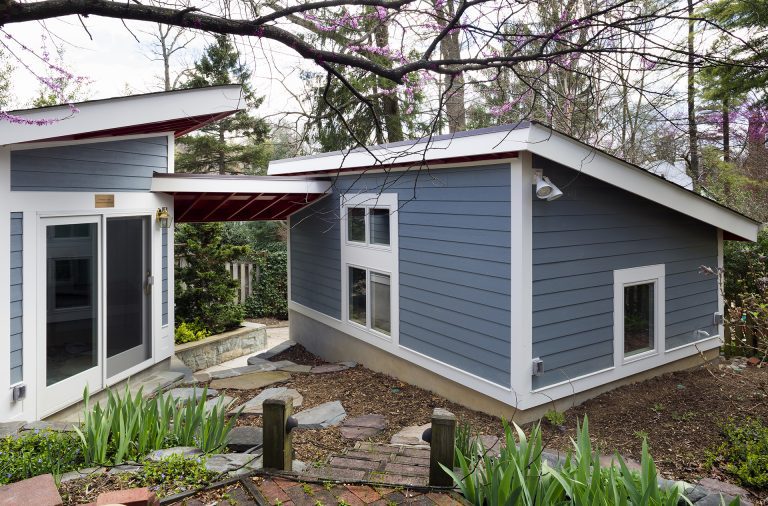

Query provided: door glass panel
[46,223,98,386]
[624,282,655,357]
[107,217,151,377]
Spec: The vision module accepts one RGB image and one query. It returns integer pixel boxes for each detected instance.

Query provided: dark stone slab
[226,426,264,452]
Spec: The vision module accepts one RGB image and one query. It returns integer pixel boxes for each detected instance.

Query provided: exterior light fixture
[156,206,172,228]
[533,169,563,201]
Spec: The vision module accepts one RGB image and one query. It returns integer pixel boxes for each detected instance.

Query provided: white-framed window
[613,264,665,365]
[340,193,398,340]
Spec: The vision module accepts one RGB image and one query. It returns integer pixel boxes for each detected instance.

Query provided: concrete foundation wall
[290,309,720,423]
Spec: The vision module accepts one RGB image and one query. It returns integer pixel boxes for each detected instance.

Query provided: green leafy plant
[175,321,212,345]
[544,409,566,426]
[0,430,84,485]
[454,421,480,466]
[441,416,686,506]
[244,250,288,320]
[707,418,768,488]
[75,385,240,466]
[125,453,216,497]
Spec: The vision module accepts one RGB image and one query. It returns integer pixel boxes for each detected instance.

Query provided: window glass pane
[624,282,654,356]
[349,267,367,325]
[347,208,365,242]
[369,209,390,245]
[371,272,391,335]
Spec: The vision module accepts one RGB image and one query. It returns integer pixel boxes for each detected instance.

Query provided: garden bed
[175,324,267,371]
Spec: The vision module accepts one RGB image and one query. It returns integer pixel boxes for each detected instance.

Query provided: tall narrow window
[347,208,366,243]
[369,209,390,245]
[349,267,367,326]
[624,282,655,356]
[371,272,391,334]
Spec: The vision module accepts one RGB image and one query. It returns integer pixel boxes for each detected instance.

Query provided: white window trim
[340,193,399,346]
[613,264,666,367]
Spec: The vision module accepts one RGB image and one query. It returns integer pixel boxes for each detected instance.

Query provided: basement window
[613,264,665,363]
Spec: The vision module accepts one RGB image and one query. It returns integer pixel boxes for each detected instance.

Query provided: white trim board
[150,175,331,195]
[1,85,244,146]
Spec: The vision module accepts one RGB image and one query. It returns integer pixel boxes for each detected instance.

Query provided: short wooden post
[429,408,456,487]
[263,396,293,471]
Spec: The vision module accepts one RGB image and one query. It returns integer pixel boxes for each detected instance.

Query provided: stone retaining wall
[175,324,267,371]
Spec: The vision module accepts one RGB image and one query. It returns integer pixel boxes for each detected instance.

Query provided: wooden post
[429,408,456,487]
[263,396,293,471]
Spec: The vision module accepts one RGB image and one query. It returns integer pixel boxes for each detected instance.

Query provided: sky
[3,15,307,118]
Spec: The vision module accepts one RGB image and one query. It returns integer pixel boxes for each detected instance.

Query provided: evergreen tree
[176,35,269,174]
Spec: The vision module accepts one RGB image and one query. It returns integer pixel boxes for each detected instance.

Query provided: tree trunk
[373,18,403,142]
[687,0,700,191]
[437,0,465,133]
[723,96,730,162]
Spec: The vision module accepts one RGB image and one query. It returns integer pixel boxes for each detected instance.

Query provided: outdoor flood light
[533,170,564,201]
[156,206,172,228]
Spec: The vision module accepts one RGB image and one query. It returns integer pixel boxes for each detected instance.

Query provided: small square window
[624,282,655,357]
[347,208,365,243]
[369,209,390,245]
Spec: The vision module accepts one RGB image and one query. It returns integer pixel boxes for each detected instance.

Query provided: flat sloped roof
[267,122,761,241]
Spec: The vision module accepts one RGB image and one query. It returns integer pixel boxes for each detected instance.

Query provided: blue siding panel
[162,227,169,326]
[11,136,168,192]
[10,212,22,384]
[531,157,719,388]
[290,165,512,386]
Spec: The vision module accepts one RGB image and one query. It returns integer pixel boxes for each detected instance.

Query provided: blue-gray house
[268,123,761,418]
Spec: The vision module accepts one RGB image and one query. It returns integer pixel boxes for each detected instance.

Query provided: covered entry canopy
[151,173,331,222]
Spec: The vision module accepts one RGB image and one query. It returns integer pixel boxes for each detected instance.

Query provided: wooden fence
[177,256,256,305]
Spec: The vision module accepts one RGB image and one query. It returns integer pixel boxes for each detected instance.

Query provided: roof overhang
[267,122,761,242]
[1,85,244,146]
[151,173,332,222]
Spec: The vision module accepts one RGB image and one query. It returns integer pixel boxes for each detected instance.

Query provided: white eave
[150,174,331,195]
[1,85,245,146]
[267,122,761,242]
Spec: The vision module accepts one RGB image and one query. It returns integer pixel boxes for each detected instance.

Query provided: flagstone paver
[341,414,387,440]
[145,446,202,461]
[310,363,350,374]
[210,371,291,390]
[294,400,346,429]
[164,387,217,401]
[389,423,431,445]
[204,395,236,413]
[278,363,313,373]
[229,387,303,415]
[226,426,264,452]
[256,340,296,359]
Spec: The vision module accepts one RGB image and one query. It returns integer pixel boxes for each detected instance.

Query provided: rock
[204,453,262,475]
[681,483,708,503]
[210,371,291,390]
[338,361,357,368]
[292,460,307,473]
[0,474,63,506]
[246,356,274,367]
[193,372,211,382]
[59,467,106,483]
[0,421,25,438]
[697,478,751,502]
[106,465,142,476]
[693,493,740,506]
[164,387,217,402]
[599,454,642,473]
[310,364,349,374]
[145,446,202,462]
[226,426,264,452]
[278,364,313,373]
[294,401,347,429]
[20,421,76,433]
[204,395,236,414]
[229,387,303,415]
[256,340,296,360]
[341,414,387,440]
[541,449,566,468]
[390,423,431,445]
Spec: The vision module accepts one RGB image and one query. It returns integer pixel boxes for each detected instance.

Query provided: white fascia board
[150,175,332,195]
[1,85,244,146]
[268,127,530,175]
[526,124,760,241]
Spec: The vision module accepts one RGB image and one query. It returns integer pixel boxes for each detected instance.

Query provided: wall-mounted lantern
[156,207,172,229]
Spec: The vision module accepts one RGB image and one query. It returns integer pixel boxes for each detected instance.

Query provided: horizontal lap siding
[338,166,512,386]
[532,157,718,388]
[11,136,168,191]
[10,213,22,384]
[290,197,342,319]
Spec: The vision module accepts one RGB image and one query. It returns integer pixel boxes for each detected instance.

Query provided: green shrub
[244,250,288,320]
[442,416,685,506]
[175,223,248,334]
[175,321,212,345]
[75,385,240,466]
[125,454,216,497]
[708,418,768,489]
[0,430,84,484]
[544,409,566,426]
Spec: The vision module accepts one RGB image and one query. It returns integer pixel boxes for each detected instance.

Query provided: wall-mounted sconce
[156,206,172,229]
[533,169,563,201]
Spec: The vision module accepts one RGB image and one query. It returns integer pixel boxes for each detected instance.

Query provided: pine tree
[176,35,269,174]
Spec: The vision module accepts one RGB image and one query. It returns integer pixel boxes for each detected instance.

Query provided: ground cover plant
[0,429,83,485]
[707,418,768,489]
[443,417,686,506]
[75,385,239,466]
